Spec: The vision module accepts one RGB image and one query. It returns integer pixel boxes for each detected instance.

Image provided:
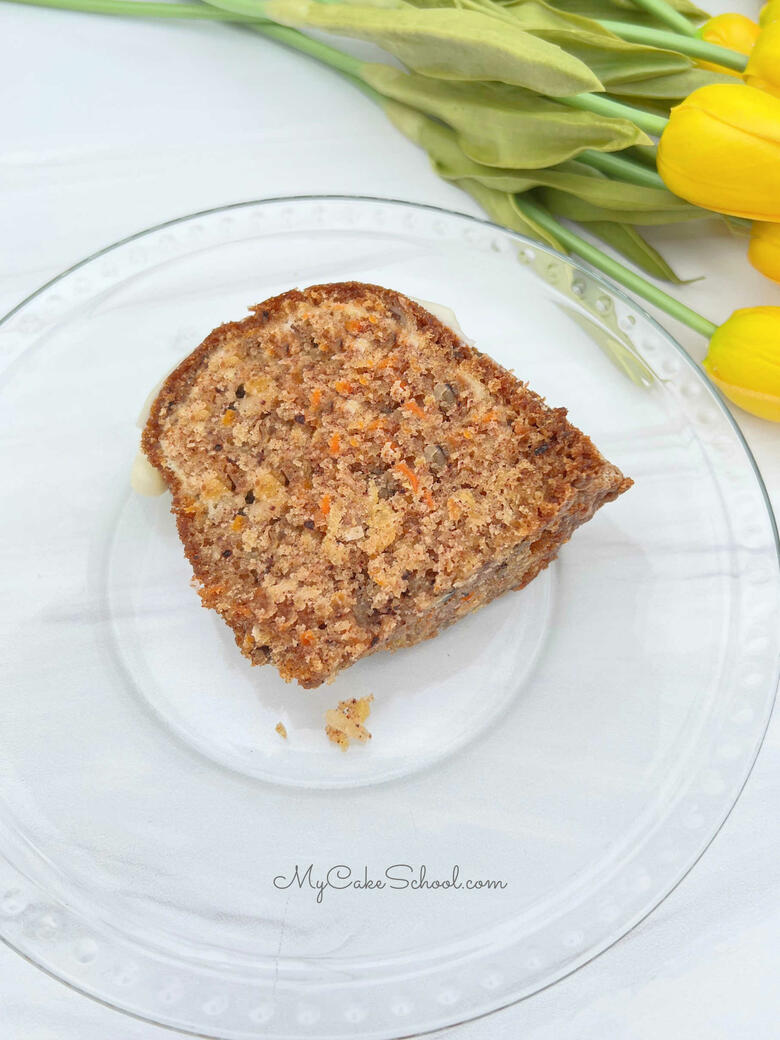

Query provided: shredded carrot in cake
[403,400,426,419]
[394,461,419,493]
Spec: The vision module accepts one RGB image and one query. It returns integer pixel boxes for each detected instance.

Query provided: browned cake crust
[142,282,631,688]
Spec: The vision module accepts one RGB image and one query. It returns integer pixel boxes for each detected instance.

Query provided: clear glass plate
[0,196,777,1040]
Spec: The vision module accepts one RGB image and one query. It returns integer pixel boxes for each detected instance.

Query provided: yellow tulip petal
[694,59,742,77]
[759,1,780,27]
[696,12,759,75]
[745,23,780,97]
[698,13,760,54]
[704,307,780,422]
[745,78,780,98]
[657,85,780,221]
[748,222,780,283]
[704,368,780,421]
[707,308,780,392]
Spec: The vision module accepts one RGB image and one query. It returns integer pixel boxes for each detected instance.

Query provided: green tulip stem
[4,0,265,16]
[513,197,718,338]
[577,150,667,189]
[6,0,371,81]
[621,0,698,37]
[201,0,268,16]
[249,22,365,79]
[600,20,749,71]
[560,93,669,137]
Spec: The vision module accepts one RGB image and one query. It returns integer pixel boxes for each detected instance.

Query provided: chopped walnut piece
[275,721,288,739]
[325,694,374,751]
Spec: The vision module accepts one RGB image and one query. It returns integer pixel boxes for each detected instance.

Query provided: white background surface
[1,1,778,1036]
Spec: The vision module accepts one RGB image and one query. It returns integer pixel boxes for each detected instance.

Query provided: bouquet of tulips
[11,0,780,419]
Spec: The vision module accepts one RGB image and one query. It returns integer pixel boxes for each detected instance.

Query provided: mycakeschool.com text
[272,864,509,903]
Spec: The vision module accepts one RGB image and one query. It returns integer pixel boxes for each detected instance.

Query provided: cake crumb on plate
[326,695,374,751]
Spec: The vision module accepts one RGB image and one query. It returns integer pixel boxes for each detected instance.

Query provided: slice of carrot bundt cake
[142,282,631,688]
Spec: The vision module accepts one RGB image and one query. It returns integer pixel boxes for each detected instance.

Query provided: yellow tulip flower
[657,85,780,221]
[696,13,760,76]
[744,23,780,96]
[759,1,780,25]
[699,12,761,50]
[748,222,780,283]
[703,308,780,421]
[698,13,760,52]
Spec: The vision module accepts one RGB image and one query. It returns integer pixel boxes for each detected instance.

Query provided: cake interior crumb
[325,695,374,751]
[142,283,631,688]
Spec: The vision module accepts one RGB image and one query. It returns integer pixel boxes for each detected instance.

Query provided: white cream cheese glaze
[130,374,170,496]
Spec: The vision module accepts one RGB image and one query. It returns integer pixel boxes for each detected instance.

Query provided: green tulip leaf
[516,0,707,30]
[383,101,565,248]
[495,0,694,84]
[383,99,440,148]
[582,221,689,280]
[408,0,698,84]
[367,65,650,168]
[608,67,734,99]
[458,179,566,250]
[414,121,689,210]
[541,188,707,223]
[263,0,603,94]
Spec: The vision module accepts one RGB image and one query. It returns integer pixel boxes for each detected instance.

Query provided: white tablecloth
[1,1,778,1036]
